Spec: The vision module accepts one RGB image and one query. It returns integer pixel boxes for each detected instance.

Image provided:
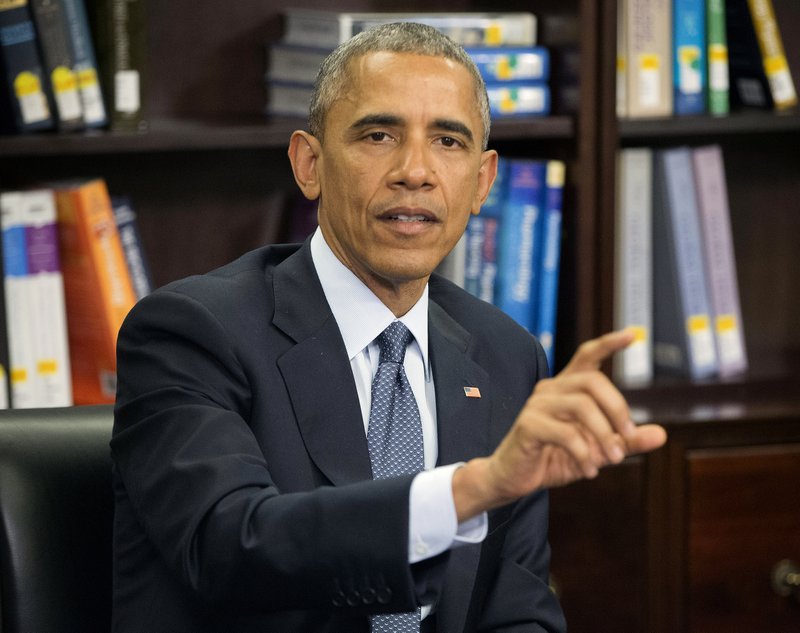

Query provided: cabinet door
[687,444,800,632]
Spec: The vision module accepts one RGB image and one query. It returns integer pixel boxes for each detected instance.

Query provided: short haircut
[308,22,491,150]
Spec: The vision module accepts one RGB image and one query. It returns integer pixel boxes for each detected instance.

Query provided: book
[0,0,54,132]
[0,206,8,409]
[266,42,328,85]
[282,10,537,49]
[266,80,313,118]
[746,0,797,110]
[652,147,718,380]
[435,232,467,288]
[486,81,550,117]
[86,0,146,131]
[464,46,550,82]
[691,145,748,377]
[1,190,37,408]
[53,178,137,405]
[494,159,546,333]
[616,0,628,118]
[477,156,508,304]
[534,160,565,373]
[706,0,729,115]
[61,0,106,127]
[613,148,653,387]
[463,216,486,298]
[726,0,796,109]
[29,0,84,130]
[19,188,72,406]
[621,0,673,117]
[673,0,706,115]
[112,195,152,300]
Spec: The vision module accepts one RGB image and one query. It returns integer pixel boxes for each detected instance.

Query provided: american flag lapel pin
[463,386,481,398]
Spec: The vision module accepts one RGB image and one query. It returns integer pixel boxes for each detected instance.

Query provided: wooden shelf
[0,115,575,157]
[618,109,800,140]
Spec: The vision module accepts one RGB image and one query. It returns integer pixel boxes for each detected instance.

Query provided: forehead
[332,51,481,129]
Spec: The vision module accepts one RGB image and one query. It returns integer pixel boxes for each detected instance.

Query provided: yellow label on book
[764,54,789,75]
[52,66,78,93]
[485,24,501,46]
[687,314,710,333]
[0,0,27,10]
[629,325,649,343]
[716,314,737,332]
[37,359,58,375]
[640,54,660,71]
[14,71,42,98]
[77,67,100,88]
[709,44,728,63]
[10,367,28,384]
[497,57,512,80]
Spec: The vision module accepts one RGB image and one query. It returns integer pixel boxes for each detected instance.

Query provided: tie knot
[377,321,413,365]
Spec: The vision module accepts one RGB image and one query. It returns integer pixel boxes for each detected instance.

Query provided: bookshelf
[2,0,800,630]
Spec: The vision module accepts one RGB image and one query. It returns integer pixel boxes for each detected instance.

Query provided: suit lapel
[272,243,373,486]
[428,299,492,633]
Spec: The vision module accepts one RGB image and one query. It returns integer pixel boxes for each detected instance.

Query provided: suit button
[376,587,392,604]
[361,588,377,605]
[346,591,361,607]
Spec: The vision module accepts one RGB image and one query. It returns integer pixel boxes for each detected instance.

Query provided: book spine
[495,159,546,333]
[20,189,72,407]
[0,0,54,132]
[266,43,329,85]
[112,196,152,300]
[614,148,654,386]
[747,0,798,109]
[0,193,8,408]
[706,0,729,115]
[691,145,748,377]
[479,216,499,304]
[1,191,37,408]
[55,178,137,404]
[535,160,565,374]
[29,0,83,129]
[61,0,106,126]
[653,147,718,380]
[624,0,673,117]
[88,0,146,131]
[435,232,466,288]
[463,216,485,298]
[726,0,774,108]
[673,0,706,115]
[616,0,628,118]
[486,81,550,117]
[465,46,550,83]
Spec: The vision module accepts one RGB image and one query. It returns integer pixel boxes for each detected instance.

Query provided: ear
[473,149,499,216]
[288,130,322,200]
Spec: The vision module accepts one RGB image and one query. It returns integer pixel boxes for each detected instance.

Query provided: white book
[613,148,654,386]
[1,192,38,408]
[19,189,73,407]
[282,10,537,49]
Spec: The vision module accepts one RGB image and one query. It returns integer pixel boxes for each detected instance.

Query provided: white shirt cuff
[408,463,488,564]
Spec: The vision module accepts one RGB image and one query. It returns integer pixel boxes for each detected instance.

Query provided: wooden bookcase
[1,0,799,630]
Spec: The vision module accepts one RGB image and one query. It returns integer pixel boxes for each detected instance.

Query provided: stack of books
[0,0,147,135]
[0,178,151,409]
[616,0,797,118]
[265,9,552,120]
[437,157,566,372]
[613,144,748,386]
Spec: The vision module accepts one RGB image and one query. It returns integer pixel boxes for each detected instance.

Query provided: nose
[389,136,436,190]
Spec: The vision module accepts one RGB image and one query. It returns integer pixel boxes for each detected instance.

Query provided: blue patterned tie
[367,321,423,633]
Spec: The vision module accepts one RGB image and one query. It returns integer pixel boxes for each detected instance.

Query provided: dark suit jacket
[111,241,566,633]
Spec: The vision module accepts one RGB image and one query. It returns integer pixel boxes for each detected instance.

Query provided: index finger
[561,329,636,374]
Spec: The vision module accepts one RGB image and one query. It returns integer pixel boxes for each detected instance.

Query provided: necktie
[367,321,423,633]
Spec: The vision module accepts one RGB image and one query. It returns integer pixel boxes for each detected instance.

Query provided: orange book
[53,178,136,404]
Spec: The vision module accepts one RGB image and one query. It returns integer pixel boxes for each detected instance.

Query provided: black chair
[0,405,113,633]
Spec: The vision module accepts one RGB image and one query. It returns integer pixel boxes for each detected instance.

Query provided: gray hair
[308,22,491,150]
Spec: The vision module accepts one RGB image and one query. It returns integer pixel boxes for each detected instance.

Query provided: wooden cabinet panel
[687,444,800,632]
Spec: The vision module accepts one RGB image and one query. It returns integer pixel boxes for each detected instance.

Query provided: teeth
[392,214,428,222]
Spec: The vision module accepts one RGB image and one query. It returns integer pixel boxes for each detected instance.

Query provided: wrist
[451,457,512,523]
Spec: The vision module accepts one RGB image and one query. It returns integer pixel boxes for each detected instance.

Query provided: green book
[706,0,729,115]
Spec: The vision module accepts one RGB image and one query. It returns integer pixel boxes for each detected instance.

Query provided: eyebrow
[349,113,475,144]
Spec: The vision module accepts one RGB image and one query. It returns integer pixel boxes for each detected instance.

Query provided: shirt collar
[310,227,430,374]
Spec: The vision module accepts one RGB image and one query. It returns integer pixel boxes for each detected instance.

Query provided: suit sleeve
[112,288,420,614]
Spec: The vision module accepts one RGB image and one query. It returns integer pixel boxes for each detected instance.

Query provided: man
[111,22,666,632]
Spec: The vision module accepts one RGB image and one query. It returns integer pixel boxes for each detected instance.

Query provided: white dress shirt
[310,228,487,572]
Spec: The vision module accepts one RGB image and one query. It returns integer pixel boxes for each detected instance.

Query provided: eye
[438,136,462,148]
[367,131,390,142]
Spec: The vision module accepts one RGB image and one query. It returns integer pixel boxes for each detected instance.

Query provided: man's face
[308,51,497,298]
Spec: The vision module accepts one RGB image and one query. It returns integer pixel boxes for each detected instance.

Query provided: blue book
[463,217,485,298]
[673,0,707,114]
[465,46,550,83]
[534,161,565,373]
[486,81,550,117]
[653,147,718,380]
[112,196,153,300]
[494,159,546,332]
[62,0,107,127]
